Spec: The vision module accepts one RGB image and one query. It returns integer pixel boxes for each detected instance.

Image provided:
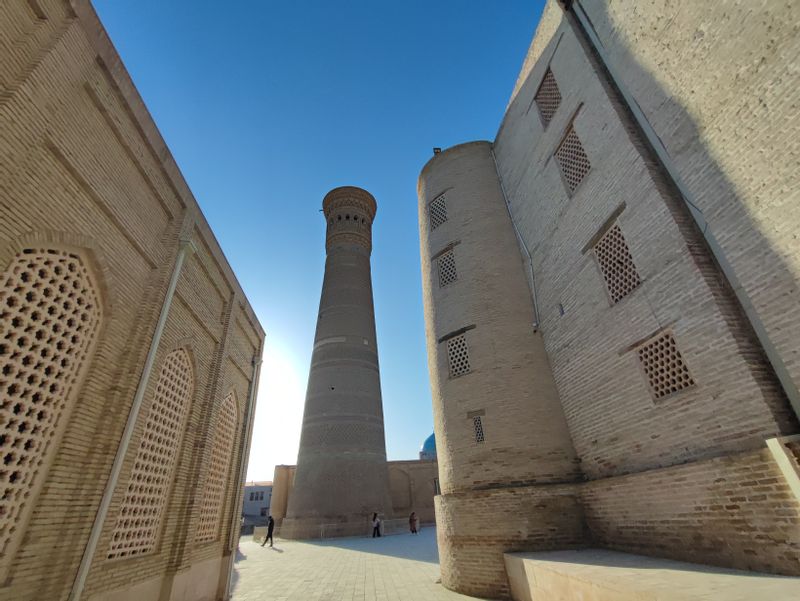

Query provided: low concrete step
[504,549,799,601]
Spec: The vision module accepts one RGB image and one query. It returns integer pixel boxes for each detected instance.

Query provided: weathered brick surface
[582,448,800,575]
[0,1,264,600]
[418,142,585,597]
[418,0,800,596]
[435,485,585,599]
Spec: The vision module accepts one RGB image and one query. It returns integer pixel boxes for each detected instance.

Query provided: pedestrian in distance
[261,515,275,547]
[409,511,418,534]
[371,512,381,538]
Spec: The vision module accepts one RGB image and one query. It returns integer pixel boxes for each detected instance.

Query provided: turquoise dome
[419,433,436,461]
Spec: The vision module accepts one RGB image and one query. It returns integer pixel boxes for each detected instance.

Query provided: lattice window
[447,334,470,378]
[594,224,641,303]
[429,194,447,230]
[535,68,561,127]
[0,249,101,558]
[637,332,695,400]
[108,349,193,559]
[438,250,458,288]
[195,391,238,543]
[555,126,591,192]
[472,416,485,443]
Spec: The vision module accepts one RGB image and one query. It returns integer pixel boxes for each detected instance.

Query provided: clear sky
[92,0,545,482]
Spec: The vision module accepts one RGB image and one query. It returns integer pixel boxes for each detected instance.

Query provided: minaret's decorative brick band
[281,186,391,539]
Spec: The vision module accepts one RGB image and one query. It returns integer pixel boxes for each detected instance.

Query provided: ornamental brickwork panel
[534,68,561,127]
[0,249,101,558]
[108,349,193,559]
[195,391,237,543]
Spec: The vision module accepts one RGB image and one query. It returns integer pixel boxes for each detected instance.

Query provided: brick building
[417,0,800,598]
[1,1,264,600]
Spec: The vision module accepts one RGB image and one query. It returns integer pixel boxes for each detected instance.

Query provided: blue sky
[92,0,545,481]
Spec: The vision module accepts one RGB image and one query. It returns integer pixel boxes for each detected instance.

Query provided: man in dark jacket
[261,516,275,547]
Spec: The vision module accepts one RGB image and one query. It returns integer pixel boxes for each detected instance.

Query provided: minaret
[281,186,392,539]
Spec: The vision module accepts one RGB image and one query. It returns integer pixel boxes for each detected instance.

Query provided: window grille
[447,334,471,378]
[637,332,695,400]
[108,349,193,559]
[0,249,101,558]
[594,223,641,303]
[195,391,237,543]
[473,416,485,443]
[429,194,447,230]
[534,68,561,127]
[438,250,458,287]
[555,125,591,192]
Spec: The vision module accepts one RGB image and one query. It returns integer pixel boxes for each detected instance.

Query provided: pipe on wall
[222,352,263,600]
[69,238,196,601]
[490,147,541,331]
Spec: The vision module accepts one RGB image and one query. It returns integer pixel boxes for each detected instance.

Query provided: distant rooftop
[244,481,273,488]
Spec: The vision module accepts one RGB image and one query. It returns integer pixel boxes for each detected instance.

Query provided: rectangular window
[447,334,471,377]
[249,492,254,501]
[637,331,695,400]
[429,194,448,230]
[433,478,441,495]
[473,416,485,443]
[555,125,591,192]
[438,249,458,287]
[534,68,561,127]
[594,223,641,303]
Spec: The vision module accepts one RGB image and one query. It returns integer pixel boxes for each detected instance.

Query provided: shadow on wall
[567,0,800,427]
[501,0,800,574]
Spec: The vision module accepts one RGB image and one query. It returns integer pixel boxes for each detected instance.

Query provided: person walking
[260,515,275,547]
[371,512,381,538]
[409,511,418,534]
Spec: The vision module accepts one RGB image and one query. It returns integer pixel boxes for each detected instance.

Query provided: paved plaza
[230,528,482,601]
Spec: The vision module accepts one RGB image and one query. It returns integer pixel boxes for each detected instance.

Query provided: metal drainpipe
[223,352,263,600]
[490,147,541,330]
[564,0,800,421]
[69,238,196,601]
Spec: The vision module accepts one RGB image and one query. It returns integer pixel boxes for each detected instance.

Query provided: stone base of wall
[582,448,800,576]
[278,515,377,540]
[435,483,586,599]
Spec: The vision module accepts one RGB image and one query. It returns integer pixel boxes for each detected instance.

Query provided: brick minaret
[281,186,392,539]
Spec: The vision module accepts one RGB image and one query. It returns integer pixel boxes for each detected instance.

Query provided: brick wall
[0,1,264,600]
[582,448,800,575]
[387,460,438,524]
[419,0,800,596]
[435,485,585,599]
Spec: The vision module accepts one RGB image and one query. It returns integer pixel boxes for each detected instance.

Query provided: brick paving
[230,528,483,601]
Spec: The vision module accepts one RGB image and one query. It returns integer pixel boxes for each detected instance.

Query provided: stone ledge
[504,549,800,601]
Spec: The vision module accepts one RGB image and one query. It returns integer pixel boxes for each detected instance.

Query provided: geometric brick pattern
[195,391,238,544]
[534,68,561,127]
[438,250,458,288]
[0,249,101,558]
[555,126,591,192]
[108,349,193,559]
[429,194,448,230]
[594,223,641,303]
[472,416,485,444]
[637,331,695,400]
[447,334,471,378]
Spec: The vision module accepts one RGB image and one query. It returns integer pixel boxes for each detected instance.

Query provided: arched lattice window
[195,391,238,543]
[108,349,193,559]
[0,248,101,559]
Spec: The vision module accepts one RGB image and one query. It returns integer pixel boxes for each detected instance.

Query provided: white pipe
[223,352,263,600]
[568,0,800,421]
[490,147,541,330]
[69,238,195,601]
